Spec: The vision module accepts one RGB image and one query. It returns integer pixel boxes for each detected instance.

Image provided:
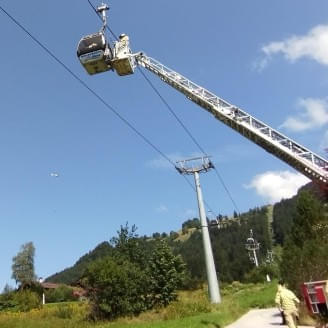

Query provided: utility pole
[176,156,221,304]
[245,229,260,267]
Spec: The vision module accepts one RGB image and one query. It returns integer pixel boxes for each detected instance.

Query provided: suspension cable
[88,0,240,215]
[0,3,219,215]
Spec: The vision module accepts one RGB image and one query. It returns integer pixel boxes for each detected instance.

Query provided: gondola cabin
[77,32,112,75]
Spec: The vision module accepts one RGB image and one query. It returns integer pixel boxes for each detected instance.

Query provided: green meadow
[0,282,277,328]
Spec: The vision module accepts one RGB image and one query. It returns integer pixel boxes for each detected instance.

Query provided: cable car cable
[85,0,221,215]
[138,68,240,214]
[85,1,240,215]
[138,68,208,155]
[0,6,172,165]
[0,4,218,215]
[87,0,118,42]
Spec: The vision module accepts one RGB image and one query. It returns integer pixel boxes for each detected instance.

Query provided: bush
[244,264,279,283]
[45,285,77,303]
[13,290,41,312]
[0,287,17,311]
[179,272,203,290]
[83,257,150,320]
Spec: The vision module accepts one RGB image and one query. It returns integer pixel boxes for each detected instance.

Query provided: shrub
[83,257,150,320]
[13,290,41,312]
[179,272,203,290]
[45,285,77,303]
[0,286,17,311]
[244,264,279,283]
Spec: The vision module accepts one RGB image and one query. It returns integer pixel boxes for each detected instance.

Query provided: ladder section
[136,54,328,187]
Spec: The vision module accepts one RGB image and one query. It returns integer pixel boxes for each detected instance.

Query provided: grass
[0,281,278,328]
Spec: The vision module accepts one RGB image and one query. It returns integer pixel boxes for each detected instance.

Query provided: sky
[1,0,328,290]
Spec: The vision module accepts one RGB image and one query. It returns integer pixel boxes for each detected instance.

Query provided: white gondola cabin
[77,32,112,75]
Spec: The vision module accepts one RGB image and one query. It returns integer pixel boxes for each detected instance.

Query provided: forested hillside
[172,206,273,283]
[5,181,328,323]
[47,182,323,286]
[272,182,324,245]
[46,242,113,284]
[46,205,273,285]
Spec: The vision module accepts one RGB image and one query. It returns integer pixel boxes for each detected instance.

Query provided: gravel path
[225,308,314,328]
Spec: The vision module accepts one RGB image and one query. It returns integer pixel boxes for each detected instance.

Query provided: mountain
[46,205,273,285]
[46,182,324,285]
[45,241,113,284]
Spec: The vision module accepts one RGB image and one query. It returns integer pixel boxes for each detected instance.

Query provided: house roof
[41,282,59,289]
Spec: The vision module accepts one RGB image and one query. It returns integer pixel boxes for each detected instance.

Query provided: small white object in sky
[50,172,59,178]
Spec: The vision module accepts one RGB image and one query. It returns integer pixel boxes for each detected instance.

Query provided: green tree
[182,218,200,230]
[175,230,205,280]
[0,284,16,311]
[281,190,328,293]
[12,242,36,288]
[83,257,149,320]
[45,285,77,303]
[169,231,179,240]
[272,197,297,245]
[244,263,280,283]
[148,240,185,307]
[110,223,151,267]
[152,232,161,239]
[1,284,14,295]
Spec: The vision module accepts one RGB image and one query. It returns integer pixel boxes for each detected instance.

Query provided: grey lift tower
[176,156,221,304]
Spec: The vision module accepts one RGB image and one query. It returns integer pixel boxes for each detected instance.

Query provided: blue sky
[1,0,328,290]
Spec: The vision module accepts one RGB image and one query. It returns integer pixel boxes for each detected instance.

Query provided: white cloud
[245,170,310,203]
[156,205,168,213]
[280,98,328,132]
[258,24,328,68]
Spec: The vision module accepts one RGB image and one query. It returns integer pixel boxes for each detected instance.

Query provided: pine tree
[281,190,328,293]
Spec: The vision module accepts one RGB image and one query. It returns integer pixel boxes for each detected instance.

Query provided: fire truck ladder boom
[136,53,328,187]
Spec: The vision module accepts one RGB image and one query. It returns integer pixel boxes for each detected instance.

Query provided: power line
[139,68,240,214]
[0,6,171,164]
[87,0,223,215]
[137,68,208,155]
[87,0,118,41]
[212,169,240,213]
[85,0,240,214]
[0,3,218,214]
